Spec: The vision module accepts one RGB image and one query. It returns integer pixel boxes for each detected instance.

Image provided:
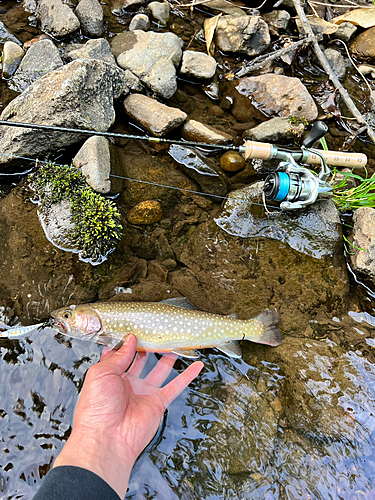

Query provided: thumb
[98,334,137,375]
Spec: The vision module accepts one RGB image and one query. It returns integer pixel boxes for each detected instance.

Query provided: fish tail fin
[252,308,282,347]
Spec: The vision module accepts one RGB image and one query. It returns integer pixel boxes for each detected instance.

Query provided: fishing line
[0,150,273,210]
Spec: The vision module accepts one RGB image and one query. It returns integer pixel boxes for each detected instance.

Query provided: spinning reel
[263,122,334,211]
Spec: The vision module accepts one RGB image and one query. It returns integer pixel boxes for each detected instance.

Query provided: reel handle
[302,121,328,148]
[241,140,367,167]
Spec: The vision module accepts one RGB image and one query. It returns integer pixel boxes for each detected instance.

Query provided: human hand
[53,335,204,499]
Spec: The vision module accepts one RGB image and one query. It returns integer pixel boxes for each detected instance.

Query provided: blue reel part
[264,171,290,202]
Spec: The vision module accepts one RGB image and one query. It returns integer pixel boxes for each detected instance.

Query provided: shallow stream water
[1,1,375,499]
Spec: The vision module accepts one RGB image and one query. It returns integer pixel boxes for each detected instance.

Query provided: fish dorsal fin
[171,348,200,359]
[161,297,196,310]
[216,341,242,359]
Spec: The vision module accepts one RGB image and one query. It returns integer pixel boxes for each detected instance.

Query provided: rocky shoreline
[1,1,375,499]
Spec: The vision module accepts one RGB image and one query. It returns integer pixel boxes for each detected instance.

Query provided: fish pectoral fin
[160,297,196,310]
[216,341,242,359]
[171,348,200,359]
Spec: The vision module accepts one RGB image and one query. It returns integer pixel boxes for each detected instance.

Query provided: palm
[74,346,203,463]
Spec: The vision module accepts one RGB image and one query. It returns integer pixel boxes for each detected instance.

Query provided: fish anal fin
[216,340,242,358]
[171,348,200,359]
[160,297,196,310]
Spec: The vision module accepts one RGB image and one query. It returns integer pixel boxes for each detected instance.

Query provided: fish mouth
[50,316,69,333]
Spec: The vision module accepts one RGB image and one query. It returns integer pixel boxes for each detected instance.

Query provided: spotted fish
[51,298,281,358]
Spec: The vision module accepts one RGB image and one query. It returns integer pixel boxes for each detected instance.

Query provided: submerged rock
[350,26,375,60]
[0,22,21,45]
[126,200,163,225]
[0,59,131,168]
[214,182,342,259]
[170,212,349,333]
[219,151,245,172]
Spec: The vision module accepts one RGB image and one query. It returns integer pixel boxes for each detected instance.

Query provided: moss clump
[29,162,123,264]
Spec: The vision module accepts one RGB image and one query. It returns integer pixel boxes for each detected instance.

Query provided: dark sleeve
[32,465,121,500]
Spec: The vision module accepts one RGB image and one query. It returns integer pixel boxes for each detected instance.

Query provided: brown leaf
[204,13,222,57]
[331,7,375,29]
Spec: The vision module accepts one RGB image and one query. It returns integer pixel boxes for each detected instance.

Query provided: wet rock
[0,189,109,322]
[219,151,245,172]
[111,0,145,15]
[126,200,163,225]
[262,10,290,31]
[129,13,150,31]
[181,119,232,144]
[202,0,245,15]
[2,42,25,79]
[215,181,342,259]
[23,34,51,50]
[75,0,104,38]
[118,141,197,209]
[9,39,63,93]
[232,74,318,122]
[170,215,349,333]
[350,27,375,60]
[123,94,187,137]
[323,48,346,79]
[296,16,338,40]
[180,50,217,80]
[72,136,124,194]
[0,59,131,168]
[333,21,357,43]
[147,1,170,26]
[243,117,305,144]
[37,0,80,38]
[215,15,270,57]
[115,30,182,99]
[350,207,375,282]
[358,63,375,78]
[183,339,375,498]
[168,144,227,198]
[0,22,21,45]
[67,38,117,66]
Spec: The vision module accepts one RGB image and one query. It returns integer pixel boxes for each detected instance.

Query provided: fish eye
[62,311,73,319]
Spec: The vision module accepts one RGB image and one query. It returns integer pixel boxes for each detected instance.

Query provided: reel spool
[263,122,334,211]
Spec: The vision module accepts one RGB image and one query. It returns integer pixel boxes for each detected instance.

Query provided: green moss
[29,162,123,264]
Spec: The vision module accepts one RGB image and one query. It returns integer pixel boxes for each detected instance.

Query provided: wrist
[53,429,136,499]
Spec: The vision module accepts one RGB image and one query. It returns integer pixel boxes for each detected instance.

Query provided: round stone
[126,200,163,225]
[220,151,246,172]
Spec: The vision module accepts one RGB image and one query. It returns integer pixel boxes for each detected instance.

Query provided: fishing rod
[0,119,369,211]
[0,119,368,168]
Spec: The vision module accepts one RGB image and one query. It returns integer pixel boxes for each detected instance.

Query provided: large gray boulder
[67,38,117,66]
[37,0,80,37]
[115,30,182,99]
[0,59,131,168]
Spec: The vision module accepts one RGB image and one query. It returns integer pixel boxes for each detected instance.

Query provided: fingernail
[124,334,134,345]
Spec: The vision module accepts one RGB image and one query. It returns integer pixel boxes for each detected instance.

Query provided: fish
[0,323,44,339]
[51,298,281,359]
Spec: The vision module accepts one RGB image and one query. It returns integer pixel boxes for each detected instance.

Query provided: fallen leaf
[331,7,375,29]
[204,13,221,57]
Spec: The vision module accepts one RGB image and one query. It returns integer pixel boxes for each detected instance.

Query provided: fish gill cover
[28,162,123,265]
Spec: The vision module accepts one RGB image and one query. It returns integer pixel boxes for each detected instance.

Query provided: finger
[143,353,177,388]
[127,351,149,378]
[161,361,204,407]
[99,334,137,376]
[100,345,115,362]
